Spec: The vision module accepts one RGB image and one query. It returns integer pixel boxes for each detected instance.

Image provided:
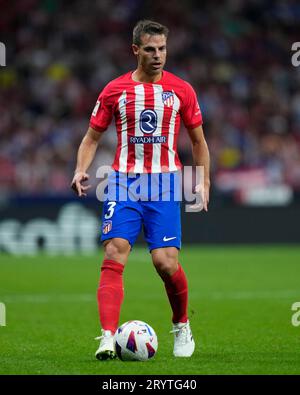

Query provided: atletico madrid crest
[162,91,174,107]
[102,220,112,234]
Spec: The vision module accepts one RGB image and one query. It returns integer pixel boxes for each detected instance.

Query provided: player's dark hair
[133,20,169,46]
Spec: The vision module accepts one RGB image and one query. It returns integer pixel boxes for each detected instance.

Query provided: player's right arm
[71,127,104,197]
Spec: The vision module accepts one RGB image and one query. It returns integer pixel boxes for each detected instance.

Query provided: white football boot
[170,320,195,357]
[95,330,116,360]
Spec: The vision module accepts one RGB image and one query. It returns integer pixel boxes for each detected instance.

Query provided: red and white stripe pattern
[134,84,145,173]
[114,84,181,173]
[91,71,202,173]
[117,90,128,173]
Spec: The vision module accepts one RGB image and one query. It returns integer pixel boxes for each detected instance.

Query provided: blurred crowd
[1,0,300,196]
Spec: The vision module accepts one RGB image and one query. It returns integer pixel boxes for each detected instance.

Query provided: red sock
[97,259,124,333]
[160,263,188,324]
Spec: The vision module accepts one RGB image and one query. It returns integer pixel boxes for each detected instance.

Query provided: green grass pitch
[0,245,300,375]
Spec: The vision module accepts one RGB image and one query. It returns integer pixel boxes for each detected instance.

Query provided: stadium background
[0,0,300,375]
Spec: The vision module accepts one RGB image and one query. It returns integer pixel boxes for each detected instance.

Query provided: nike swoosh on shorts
[163,236,177,242]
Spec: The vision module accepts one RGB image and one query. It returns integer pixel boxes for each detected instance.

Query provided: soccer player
[71,20,210,359]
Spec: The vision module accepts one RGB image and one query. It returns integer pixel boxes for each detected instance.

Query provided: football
[113,320,158,361]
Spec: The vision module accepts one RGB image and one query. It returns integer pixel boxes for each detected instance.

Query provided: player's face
[132,34,167,76]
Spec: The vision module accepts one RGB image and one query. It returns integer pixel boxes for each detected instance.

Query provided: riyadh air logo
[139,109,157,134]
[162,91,174,107]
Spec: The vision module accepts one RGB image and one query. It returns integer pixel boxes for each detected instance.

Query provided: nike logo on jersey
[163,236,177,242]
[120,99,134,106]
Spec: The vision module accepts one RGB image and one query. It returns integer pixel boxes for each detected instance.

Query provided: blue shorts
[100,172,181,251]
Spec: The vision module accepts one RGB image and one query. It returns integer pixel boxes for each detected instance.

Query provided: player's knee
[103,238,130,264]
[152,248,178,275]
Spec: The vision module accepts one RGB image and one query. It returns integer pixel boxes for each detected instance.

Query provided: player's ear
[132,44,139,56]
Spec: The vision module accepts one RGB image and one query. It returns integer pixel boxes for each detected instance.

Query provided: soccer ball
[113,320,158,361]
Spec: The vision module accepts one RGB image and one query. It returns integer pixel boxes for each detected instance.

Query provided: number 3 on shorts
[104,201,116,219]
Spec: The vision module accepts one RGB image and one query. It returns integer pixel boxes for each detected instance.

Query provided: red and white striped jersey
[89,70,203,173]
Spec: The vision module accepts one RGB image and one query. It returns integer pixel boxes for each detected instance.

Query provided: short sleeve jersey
[90,70,203,173]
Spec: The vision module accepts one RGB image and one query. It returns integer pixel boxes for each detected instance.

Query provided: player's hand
[189,181,210,212]
[71,171,91,197]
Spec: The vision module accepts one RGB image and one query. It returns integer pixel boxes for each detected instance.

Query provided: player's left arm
[187,125,210,211]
